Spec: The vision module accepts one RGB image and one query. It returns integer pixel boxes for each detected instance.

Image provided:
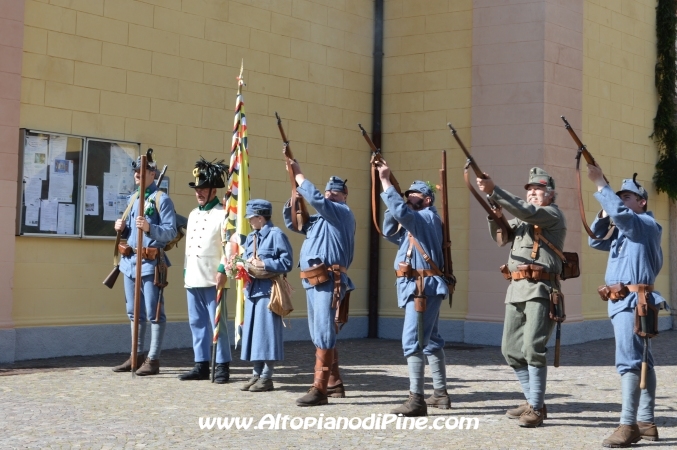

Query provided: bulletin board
[16,129,140,239]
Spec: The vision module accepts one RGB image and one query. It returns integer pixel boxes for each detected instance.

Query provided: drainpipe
[368,0,384,339]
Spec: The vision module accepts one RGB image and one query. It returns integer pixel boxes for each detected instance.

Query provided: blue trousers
[402,294,445,357]
[186,287,232,364]
[124,274,165,323]
[611,308,654,375]
[306,281,342,349]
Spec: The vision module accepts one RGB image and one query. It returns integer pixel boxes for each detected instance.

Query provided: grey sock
[261,361,275,379]
[426,349,447,390]
[131,322,147,354]
[621,370,641,425]
[407,353,425,395]
[528,365,547,409]
[148,322,165,360]
[637,368,656,423]
[514,366,530,401]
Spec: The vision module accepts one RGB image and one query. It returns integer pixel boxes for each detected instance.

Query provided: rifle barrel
[447,123,485,178]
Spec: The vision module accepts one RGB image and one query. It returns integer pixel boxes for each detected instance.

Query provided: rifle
[275,112,309,231]
[131,154,147,376]
[358,123,402,235]
[447,123,513,247]
[103,165,168,289]
[560,116,615,241]
[439,151,457,307]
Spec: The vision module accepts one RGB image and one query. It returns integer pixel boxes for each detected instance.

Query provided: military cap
[245,199,273,218]
[189,157,228,189]
[131,148,158,172]
[524,167,555,190]
[616,173,648,200]
[325,176,348,194]
[404,180,435,204]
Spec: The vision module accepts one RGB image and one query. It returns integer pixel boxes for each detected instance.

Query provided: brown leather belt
[598,283,654,301]
[299,265,347,279]
[510,271,554,281]
[118,244,159,260]
[395,269,440,278]
[300,264,348,310]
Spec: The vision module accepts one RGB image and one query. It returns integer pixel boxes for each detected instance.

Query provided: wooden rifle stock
[358,123,402,236]
[275,112,309,231]
[560,116,615,241]
[131,155,147,376]
[447,123,513,247]
[439,151,456,307]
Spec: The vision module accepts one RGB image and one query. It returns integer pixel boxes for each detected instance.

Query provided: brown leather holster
[631,284,658,338]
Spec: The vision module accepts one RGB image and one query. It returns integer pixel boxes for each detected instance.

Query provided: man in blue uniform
[283,159,355,407]
[178,158,231,383]
[113,150,177,376]
[375,161,449,417]
[587,165,666,447]
[240,199,293,392]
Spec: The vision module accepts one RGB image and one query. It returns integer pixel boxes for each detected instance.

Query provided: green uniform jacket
[488,186,567,304]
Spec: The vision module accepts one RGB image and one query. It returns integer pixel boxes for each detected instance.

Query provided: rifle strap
[531,225,567,262]
[113,191,140,267]
[408,233,444,277]
[575,153,615,241]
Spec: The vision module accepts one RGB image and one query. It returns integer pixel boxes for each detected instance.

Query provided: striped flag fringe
[224,61,251,348]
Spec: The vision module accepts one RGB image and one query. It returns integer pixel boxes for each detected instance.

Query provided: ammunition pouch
[510,264,553,282]
[499,264,512,280]
[118,244,159,261]
[118,243,133,257]
[398,261,412,277]
[549,291,566,323]
[597,283,630,301]
[300,263,330,286]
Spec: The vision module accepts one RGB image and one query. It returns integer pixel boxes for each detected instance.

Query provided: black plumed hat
[189,157,228,189]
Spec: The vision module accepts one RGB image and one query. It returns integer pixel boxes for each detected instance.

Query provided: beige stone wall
[381,0,473,320]
[582,0,669,320]
[15,0,374,327]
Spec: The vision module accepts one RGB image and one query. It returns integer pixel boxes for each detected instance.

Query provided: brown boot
[518,405,545,428]
[327,348,346,398]
[507,402,547,419]
[135,358,160,376]
[602,424,641,448]
[112,353,145,373]
[296,348,333,407]
[425,389,451,409]
[637,422,659,441]
[390,392,427,417]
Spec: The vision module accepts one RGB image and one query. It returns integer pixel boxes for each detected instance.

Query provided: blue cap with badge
[404,180,435,204]
[325,176,348,194]
[245,199,273,218]
[616,173,648,200]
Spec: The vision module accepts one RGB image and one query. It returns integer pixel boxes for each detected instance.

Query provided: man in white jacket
[179,158,231,383]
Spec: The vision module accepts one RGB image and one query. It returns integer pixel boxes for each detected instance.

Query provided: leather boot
[602,424,641,448]
[214,363,230,384]
[112,353,145,373]
[178,361,210,381]
[391,392,427,417]
[296,348,333,407]
[241,376,260,391]
[637,422,659,441]
[327,348,346,398]
[518,405,545,428]
[135,358,160,376]
[249,378,274,392]
[506,402,547,420]
[425,388,451,409]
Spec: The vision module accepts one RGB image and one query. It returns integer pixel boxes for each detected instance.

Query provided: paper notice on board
[57,203,75,235]
[25,205,40,227]
[85,185,99,215]
[24,178,42,207]
[48,159,74,202]
[24,135,48,180]
[39,200,58,231]
[49,136,67,165]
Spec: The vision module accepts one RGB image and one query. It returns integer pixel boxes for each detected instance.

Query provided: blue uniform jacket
[589,186,665,317]
[381,186,448,308]
[243,221,294,299]
[119,182,177,278]
[283,179,355,291]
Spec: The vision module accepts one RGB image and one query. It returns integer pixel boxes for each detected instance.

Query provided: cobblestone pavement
[1,332,676,449]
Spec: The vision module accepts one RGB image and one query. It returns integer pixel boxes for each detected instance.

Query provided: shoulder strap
[408,233,443,276]
[113,191,140,266]
[532,225,567,263]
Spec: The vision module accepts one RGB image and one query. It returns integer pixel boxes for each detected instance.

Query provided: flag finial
[237,60,245,88]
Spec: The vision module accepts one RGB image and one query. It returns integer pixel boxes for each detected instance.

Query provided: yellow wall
[381,0,473,319]
[15,0,374,326]
[582,0,669,320]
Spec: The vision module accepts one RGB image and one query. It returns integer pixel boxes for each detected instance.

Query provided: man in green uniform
[477,167,566,428]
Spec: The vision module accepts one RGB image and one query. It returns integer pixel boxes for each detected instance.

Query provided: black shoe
[214,363,230,384]
[178,361,210,381]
